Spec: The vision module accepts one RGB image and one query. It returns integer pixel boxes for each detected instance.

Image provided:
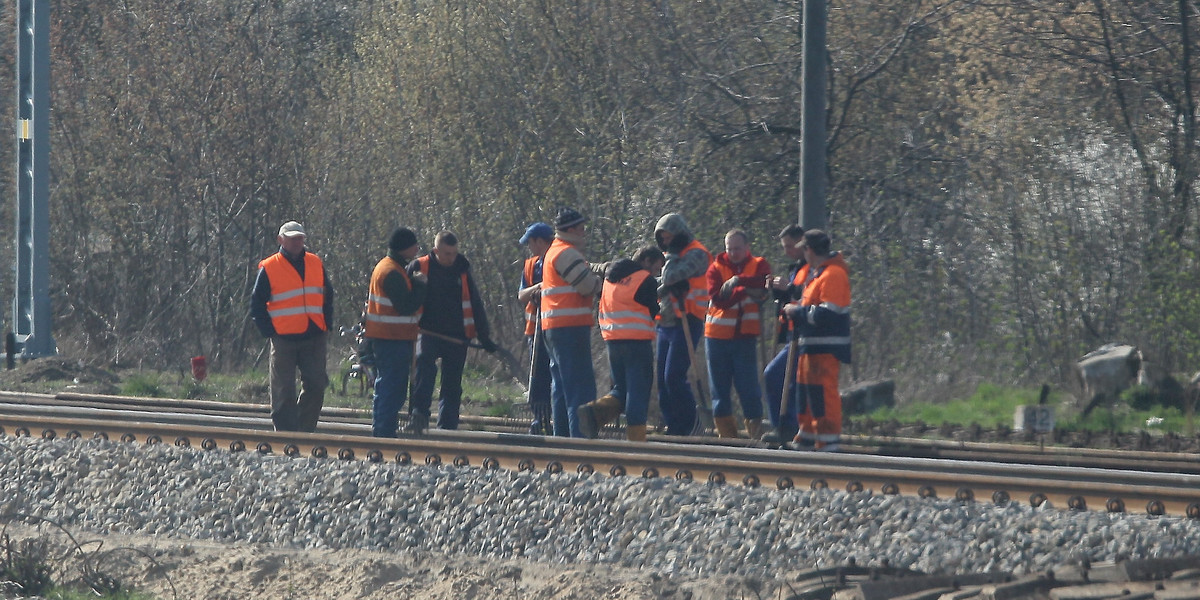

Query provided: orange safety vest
[260,252,327,335]
[540,238,594,329]
[522,255,542,336]
[364,257,420,340]
[417,255,476,339]
[598,270,654,341]
[679,240,711,320]
[704,256,766,339]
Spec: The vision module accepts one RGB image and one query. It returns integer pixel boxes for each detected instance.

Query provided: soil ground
[1,524,761,600]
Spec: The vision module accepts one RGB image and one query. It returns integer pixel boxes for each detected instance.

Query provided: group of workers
[249,207,851,451]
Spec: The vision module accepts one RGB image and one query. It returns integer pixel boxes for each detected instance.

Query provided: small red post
[190,356,207,382]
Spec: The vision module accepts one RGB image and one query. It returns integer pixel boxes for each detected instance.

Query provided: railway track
[2,390,1199,518]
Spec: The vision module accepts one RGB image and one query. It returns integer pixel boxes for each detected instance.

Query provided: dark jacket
[605,259,660,320]
[250,247,335,340]
[407,252,492,342]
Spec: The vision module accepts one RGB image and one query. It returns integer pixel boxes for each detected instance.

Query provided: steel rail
[6,391,1200,476]
[1,409,1198,519]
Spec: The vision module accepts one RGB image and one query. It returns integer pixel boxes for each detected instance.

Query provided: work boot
[576,404,599,439]
[745,418,764,441]
[592,394,623,426]
[760,424,798,448]
[401,411,429,435]
[714,415,740,438]
[626,424,647,442]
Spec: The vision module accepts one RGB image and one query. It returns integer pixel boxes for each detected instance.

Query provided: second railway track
[2,390,1199,518]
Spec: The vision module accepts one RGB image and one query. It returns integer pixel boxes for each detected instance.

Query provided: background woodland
[0,0,1197,403]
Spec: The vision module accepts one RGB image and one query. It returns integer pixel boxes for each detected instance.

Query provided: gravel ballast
[2,436,1198,579]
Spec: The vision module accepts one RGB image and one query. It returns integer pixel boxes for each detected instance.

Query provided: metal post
[14,0,56,358]
[799,0,828,231]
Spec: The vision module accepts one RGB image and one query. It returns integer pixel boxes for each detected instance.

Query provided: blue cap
[519,222,554,245]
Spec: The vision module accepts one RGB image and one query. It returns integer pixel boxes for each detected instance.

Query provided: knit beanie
[389,227,419,254]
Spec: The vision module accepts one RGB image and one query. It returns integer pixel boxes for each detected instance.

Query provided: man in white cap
[250,221,335,432]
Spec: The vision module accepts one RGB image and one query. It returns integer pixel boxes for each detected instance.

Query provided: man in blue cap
[517,222,555,434]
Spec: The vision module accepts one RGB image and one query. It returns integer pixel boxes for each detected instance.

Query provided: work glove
[658,279,689,299]
[719,276,740,300]
[478,337,498,353]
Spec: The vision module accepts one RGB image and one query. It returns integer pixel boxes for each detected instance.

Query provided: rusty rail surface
[1,391,1199,518]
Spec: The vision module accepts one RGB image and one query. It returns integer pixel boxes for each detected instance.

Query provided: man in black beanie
[363,227,427,437]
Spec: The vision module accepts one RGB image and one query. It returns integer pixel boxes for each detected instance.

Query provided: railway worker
[405,230,497,433]
[250,221,335,433]
[517,222,555,435]
[654,213,712,436]
[540,207,603,438]
[781,229,851,451]
[761,224,807,445]
[578,246,665,441]
[364,227,427,438]
[704,229,771,439]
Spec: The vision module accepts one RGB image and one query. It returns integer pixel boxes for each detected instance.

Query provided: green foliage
[861,383,1061,429]
[120,374,163,398]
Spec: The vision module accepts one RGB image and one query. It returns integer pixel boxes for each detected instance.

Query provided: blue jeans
[606,339,654,427]
[370,338,414,437]
[705,337,763,420]
[527,333,553,435]
[410,334,468,429]
[543,325,596,438]
[763,344,800,429]
[656,315,702,436]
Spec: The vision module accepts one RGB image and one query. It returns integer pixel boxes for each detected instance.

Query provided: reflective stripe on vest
[522,256,542,336]
[418,255,476,339]
[704,256,765,339]
[598,270,654,341]
[540,238,594,329]
[681,240,711,320]
[364,257,420,340]
[261,252,326,335]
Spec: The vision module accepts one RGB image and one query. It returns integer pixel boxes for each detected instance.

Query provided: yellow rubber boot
[626,425,648,442]
[714,415,741,438]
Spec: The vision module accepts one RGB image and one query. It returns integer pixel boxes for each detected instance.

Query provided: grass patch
[857,383,1061,429]
[854,382,1197,435]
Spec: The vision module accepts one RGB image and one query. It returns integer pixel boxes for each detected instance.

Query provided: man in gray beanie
[363,227,427,437]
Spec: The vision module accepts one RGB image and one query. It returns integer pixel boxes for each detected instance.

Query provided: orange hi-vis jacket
[417,255,476,339]
[793,253,851,364]
[678,240,712,320]
[599,270,655,341]
[522,255,542,336]
[260,252,327,335]
[365,257,420,341]
[704,255,768,339]
[540,238,595,329]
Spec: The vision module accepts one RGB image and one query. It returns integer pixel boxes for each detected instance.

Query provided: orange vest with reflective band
[364,257,420,340]
[680,240,711,320]
[599,270,654,341]
[704,256,766,339]
[417,255,476,339]
[540,238,594,329]
[522,256,542,336]
[260,252,326,335]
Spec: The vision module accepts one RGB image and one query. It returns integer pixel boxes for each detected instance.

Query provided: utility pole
[12,0,57,359]
[799,0,828,231]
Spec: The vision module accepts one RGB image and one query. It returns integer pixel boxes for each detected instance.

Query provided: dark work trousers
[763,344,800,431]
[370,338,415,437]
[655,314,703,436]
[410,333,469,430]
[527,333,553,435]
[269,332,328,433]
